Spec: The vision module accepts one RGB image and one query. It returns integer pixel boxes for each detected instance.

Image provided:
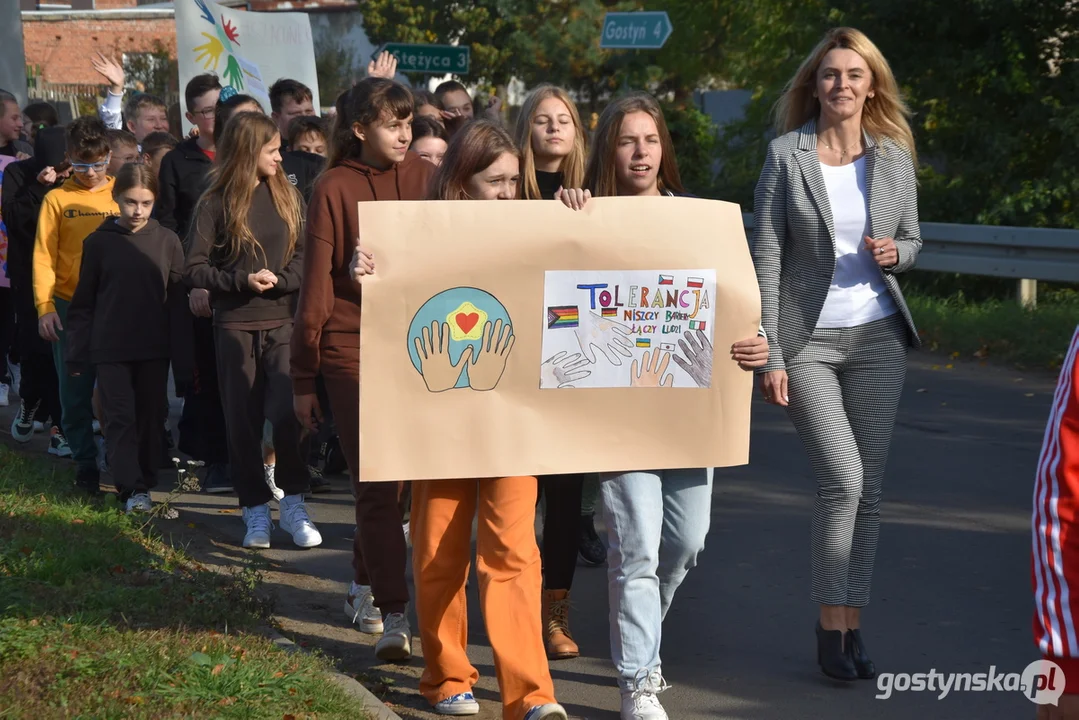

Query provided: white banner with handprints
[175,0,320,134]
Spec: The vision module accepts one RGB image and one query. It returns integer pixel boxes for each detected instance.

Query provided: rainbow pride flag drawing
[689,320,706,330]
[601,308,618,318]
[658,274,674,285]
[636,338,651,348]
[547,305,579,329]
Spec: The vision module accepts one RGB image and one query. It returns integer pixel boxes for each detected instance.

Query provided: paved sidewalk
[0,350,1056,719]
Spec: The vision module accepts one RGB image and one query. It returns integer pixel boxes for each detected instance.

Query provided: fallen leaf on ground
[71,519,84,525]
[125,696,144,705]
[212,664,225,676]
[218,509,236,514]
[273,671,285,678]
[218,696,236,705]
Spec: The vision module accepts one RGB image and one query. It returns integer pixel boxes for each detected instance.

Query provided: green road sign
[600,11,673,50]
[374,43,470,75]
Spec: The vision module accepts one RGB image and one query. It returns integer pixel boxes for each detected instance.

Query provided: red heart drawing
[456,312,479,334]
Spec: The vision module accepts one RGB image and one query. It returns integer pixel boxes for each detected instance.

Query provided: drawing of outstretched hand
[540,351,592,389]
[468,319,515,391]
[415,321,473,393]
[194,0,215,24]
[631,350,675,387]
[194,32,225,71]
[224,55,245,90]
[672,329,714,388]
[573,311,634,366]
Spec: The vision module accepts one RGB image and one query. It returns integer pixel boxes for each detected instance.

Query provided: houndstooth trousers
[785,313,908,607]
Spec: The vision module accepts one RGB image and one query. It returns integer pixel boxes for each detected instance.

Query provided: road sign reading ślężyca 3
[375,43,470,75]
[600,11,673,50]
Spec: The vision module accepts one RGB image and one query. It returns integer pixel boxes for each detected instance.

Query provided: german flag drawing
[547,305,579,329]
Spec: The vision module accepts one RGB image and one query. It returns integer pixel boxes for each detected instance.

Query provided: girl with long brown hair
[350,120,567,720]
[558,93,769,720]
[752,27,920,681]
[513,83,594,662]
[184,111,321,550]
[291,77,435,663]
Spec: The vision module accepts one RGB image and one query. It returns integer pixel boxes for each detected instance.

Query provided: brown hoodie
[291,151,436,395]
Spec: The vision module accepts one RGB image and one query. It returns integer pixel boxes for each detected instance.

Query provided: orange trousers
[411,477,556,720]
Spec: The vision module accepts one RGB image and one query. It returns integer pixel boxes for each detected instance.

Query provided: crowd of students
[0,25,945,720]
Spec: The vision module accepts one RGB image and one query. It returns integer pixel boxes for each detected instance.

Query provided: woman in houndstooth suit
[751,27,921,682]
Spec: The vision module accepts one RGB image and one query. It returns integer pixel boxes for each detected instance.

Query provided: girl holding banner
[352,119,569,720]
[291,78,435,663]
[557,93,769,720]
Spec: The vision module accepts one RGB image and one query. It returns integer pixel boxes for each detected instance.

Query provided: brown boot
[542,589,579,660]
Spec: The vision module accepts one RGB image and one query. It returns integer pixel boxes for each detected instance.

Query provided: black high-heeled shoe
[815,622,857,681]
[846,629,876,679]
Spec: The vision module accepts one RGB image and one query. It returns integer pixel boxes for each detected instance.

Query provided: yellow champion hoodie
[33,175,120,315]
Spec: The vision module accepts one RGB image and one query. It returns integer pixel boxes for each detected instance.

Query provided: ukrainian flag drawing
[689,320,706,331]
[636,338,651,348]
[547,305,579,329]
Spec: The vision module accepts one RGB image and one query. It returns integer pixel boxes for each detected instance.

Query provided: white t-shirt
[815,157,898,329]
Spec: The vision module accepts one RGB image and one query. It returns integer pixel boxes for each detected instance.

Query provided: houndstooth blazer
[751,118,922,373]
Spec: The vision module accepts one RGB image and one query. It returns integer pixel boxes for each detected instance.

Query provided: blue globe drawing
[407,287,512,389]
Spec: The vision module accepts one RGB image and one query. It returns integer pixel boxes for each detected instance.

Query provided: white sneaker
[402,520,410,545]
[242,503,273,549]
[279,494,322,548]
[11,399,40,443]
[620,670,670,720]
[125,493,153,514]
[264,463,284,501]
[345,581,384,633]
[375,611,412,661]
[0,383,8,407]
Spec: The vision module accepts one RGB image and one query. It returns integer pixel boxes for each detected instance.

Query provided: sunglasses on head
[70,153,111,173]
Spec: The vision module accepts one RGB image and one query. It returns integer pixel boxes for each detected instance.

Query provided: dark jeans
[178,316,229,464]
[97,360,169,500]
[540,473,587,591]
[52,298,96,470]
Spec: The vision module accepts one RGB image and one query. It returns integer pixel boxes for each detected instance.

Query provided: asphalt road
[0,351,1056,719]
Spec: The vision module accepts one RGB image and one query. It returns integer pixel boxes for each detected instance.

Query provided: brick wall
[23,12,176,84]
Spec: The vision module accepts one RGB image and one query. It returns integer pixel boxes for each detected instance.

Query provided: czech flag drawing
[658,274,674,285]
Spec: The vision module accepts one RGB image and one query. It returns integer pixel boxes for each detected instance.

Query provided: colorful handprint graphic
[188,0,245,90]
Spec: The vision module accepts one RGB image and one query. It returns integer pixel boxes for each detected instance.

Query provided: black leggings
[540,473,587,591]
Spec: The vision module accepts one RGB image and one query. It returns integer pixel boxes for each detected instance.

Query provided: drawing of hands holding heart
[408,288,515,393]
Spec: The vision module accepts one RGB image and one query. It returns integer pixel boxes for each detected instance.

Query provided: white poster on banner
[539,270,717,389]
[175,0,319,134]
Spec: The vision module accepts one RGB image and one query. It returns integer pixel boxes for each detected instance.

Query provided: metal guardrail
[740,212,1079,283]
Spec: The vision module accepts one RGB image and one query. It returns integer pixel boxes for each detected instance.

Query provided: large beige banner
[358,197,760,482]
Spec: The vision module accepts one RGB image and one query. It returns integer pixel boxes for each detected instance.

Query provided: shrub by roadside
[908,291,1079,370]
[0,444,369,719]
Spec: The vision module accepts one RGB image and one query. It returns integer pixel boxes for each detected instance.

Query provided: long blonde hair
[197,111,303,265]
[584,93,683,198]
[776,27,917,165]
[514,85,586,200]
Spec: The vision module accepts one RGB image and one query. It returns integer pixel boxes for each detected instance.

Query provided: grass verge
[907,292,1078,370]
[0,444,369,719]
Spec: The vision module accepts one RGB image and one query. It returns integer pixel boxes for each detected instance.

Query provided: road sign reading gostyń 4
[375,43,470,75]
[600,11,673,50]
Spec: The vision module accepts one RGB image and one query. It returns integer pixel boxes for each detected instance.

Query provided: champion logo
[63,208,119,220]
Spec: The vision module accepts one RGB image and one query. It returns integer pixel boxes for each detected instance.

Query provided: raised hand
[631,349,675,387]
[91,53,125,93]
[468,319,515,391]
[485,94,503,120]
[573,311,634,366]
[415,321,472,393]
[367,51,398,79]
[672,329,714,388]
[540,351,591,389]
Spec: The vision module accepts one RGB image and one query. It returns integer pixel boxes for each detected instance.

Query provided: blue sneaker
[523,704,568,720]
[433,692,479,716]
